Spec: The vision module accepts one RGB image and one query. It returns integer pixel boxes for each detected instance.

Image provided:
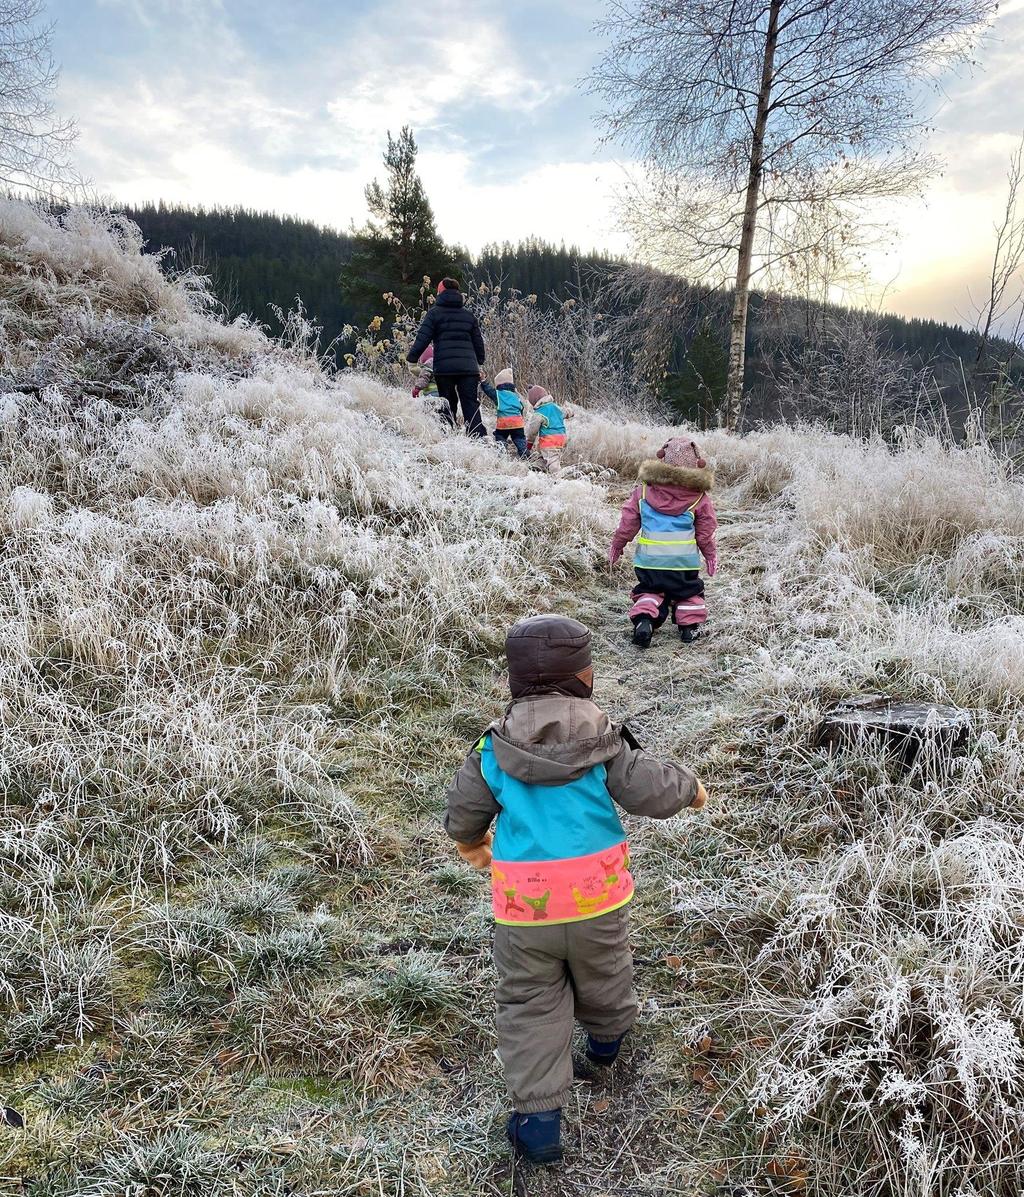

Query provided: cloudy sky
[49,0,1024,327]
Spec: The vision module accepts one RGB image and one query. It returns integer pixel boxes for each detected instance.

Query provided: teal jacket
[532,400,566,443]
[481,381,526,428]
[444,695,701,927]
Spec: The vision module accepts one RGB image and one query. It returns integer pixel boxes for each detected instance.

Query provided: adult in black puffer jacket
[406,278,487,437]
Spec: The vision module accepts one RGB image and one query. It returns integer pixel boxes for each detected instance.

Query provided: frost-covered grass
[0,201,613,1195]
[620,425,1024,1197]
[3,199,1024,1197]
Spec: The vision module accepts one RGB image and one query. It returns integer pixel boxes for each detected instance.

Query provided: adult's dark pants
[436,373,486,437]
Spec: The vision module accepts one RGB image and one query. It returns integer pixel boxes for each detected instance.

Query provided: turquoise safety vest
[633,485,701,571]
[495,384,524,420]
[477,735,634,926]
[495,384,525,429]
[534,401,566,438]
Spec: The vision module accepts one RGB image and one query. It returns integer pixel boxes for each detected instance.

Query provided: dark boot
[632,617,653,648]
[586,1032,625,1067]
[506,1109,562,1164]
[678,624,702,644]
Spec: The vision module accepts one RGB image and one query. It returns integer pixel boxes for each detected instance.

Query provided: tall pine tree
[341,127,460,325]
[663,320,729,428]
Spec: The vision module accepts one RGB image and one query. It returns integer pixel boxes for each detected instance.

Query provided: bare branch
[0,0,77,195]
[975,132,1024,365]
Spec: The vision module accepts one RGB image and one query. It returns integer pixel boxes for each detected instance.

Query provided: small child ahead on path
[525,385,567,476]
[445,615,706,1164]
[410,346,438,402]
[609,437,718,647]
[480,368,528,458]
[412,345,453,426]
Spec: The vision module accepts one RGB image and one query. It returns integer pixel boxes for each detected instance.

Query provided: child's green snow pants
[493,906,637,1112]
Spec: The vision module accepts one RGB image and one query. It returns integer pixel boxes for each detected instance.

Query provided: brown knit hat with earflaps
[506,615,593,699]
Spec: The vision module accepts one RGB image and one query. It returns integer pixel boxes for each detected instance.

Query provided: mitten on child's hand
[456,832,493,871]
[412,386,421,398]
[608,545,623,566]
[690,782,708,810]
[703,553,717,577]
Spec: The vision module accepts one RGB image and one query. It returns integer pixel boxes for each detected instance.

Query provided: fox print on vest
[477,735,634,926]
[633,484,701,571]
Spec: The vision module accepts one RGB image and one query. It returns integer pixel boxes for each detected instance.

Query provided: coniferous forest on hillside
[120,199,997,428]
[120,202,625,347]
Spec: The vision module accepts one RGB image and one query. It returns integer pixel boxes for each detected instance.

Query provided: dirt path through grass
[490,486,780,1197]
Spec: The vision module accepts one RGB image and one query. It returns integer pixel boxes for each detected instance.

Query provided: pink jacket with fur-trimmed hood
[610,457,718,572]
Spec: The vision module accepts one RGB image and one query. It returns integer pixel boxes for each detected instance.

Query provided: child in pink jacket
[609,437,718,647]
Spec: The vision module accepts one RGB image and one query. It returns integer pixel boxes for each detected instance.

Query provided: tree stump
[817,694,972,773]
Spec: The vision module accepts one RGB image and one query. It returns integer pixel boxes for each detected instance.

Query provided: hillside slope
[2,201,1024,1197]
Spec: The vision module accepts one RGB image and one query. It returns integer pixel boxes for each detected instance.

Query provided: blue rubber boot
[586,1032,625,1067]
[506,1109,562,1164]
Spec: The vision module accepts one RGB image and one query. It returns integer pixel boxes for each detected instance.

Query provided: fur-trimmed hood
[638,459,714,491]
[610,459,719,563]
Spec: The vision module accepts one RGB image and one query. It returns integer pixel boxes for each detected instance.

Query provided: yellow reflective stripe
[637,537,698,546]
[475,736,486,752]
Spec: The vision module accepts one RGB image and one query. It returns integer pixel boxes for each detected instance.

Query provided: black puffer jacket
[406,290,485,375]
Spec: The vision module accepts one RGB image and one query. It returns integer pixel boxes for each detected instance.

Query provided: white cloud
[62,0,606,252]
[418,152,629,253]
[322,7,557,159]
[54,0,1024,324]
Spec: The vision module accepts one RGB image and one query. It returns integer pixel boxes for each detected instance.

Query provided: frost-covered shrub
[658,422,1024,1196]
[343,278,648,412]
[746,824,1024,1196]
[0,199,263,391]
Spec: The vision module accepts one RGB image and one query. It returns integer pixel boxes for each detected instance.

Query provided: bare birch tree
[974,133,1024,368]
[0,0,75,193]
[592,0,996,429]
[967,132,1024,451]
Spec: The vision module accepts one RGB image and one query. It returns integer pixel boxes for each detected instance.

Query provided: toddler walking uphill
[525,385,567,476]
[410,347,439,403]
[480,368,528,458]
[609,437,718,647]
[445,615,707,1164]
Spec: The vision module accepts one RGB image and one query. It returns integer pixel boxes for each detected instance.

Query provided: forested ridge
[121,200,989,399]
[119,203,623,344]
